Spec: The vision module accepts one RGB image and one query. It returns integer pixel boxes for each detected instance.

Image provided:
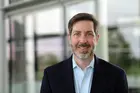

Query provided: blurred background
[0,0,140,93]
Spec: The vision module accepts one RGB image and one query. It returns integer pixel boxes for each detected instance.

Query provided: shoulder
[97,57,126,76]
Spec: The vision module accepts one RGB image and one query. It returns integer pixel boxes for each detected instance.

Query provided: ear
[96,34,100,43]
[67,32,72,45]
[67,32,71,41]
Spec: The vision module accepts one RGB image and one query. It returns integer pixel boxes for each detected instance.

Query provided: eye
[73,32,80,36]
[87,33,94,36]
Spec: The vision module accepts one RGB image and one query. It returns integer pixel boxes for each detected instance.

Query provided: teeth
[80,47,87,49]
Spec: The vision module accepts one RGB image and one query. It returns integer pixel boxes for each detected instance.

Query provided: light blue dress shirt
[72,55,94,93]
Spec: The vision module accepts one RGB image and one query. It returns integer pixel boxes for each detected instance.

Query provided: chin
[75,53,91,60]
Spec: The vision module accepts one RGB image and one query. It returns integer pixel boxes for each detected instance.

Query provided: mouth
[79,46,88,49]
[77,44,90,48]
[77,46,89,53]
[77,44,90,51]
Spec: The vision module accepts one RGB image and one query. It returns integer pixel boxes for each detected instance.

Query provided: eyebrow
[72,30,81,33]
[86,31,93,33]
[73,30,93,32]
[73,30,81,32]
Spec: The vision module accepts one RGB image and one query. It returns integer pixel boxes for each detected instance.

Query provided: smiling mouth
[78,45,90,49]
[77,43,90,48]
[79,47,88,49]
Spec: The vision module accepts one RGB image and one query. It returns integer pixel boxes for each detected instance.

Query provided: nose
[79,34,87,43]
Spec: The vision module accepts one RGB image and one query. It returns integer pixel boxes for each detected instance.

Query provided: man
[40,13,128,93]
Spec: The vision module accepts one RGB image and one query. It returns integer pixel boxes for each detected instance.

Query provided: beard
[70,42,96,60]
[74,51,92,60]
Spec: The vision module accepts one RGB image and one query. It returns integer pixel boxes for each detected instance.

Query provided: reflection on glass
[5,18,10,40]
[109,27,140,75]
[119,27,140,58]
[9,14,36,93]
[36,7,63,35]
[108,26,140,92]
[10,41,27,93]
[37,37,63,80]
[7,43,10,61]
[7,43,10,77]
[10,16,25,39]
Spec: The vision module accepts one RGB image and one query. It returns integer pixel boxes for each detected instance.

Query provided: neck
[74,54,94,70]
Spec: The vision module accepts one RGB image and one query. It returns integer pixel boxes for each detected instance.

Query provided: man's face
[69,20,99,60]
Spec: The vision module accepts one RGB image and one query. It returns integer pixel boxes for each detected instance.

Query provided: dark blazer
[40,55,128,93]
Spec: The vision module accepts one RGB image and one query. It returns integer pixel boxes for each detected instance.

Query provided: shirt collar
[72,54,94,69]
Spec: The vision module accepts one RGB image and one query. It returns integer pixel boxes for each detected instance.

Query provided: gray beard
[73,48,93,60]
[75,52,92,60]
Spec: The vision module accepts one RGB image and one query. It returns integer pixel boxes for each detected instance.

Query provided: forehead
[72,20,94,32]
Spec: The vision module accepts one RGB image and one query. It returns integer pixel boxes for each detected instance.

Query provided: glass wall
[108,0,140,92]
[37,38,63,80]
[8,15,27,93]
[35,7,64,35]
[35,6,64,82]
[108,0,139,25]
[108,26,140,93]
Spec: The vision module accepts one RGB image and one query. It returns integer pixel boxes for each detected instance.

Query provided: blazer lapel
[90,56,105,93]
[62,56,76,93]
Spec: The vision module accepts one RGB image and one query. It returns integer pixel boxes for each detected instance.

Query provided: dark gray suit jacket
[40,55,128,93]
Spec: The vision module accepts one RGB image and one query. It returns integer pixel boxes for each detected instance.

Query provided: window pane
[25,39,36,93]
[9,40,27,93]
[25,15,34,38]
[37,37,64,80]
[119,27,140,59]
[35,7,64,35]
[109,26,140,74]
[10,16,25,39]
[5,18,10,40]
[9,39,35,93]
[10,15,34,39]
[7,43,10,61]
[4,0,9,6]
[108,0,139,25]
[108,25,140,91]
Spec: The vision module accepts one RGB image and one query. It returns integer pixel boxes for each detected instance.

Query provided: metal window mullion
[9,17,13,93]
[3,0,87,17]
[61,3,67,59]
[0,0,9,93]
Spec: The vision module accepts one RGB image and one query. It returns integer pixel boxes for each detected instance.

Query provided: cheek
[71,38,78,44]
[88,39,97,46]
[70,40,77,47]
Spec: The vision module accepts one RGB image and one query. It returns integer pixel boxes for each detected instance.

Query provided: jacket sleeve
[40,69,52,93]
[115,70,128,93]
